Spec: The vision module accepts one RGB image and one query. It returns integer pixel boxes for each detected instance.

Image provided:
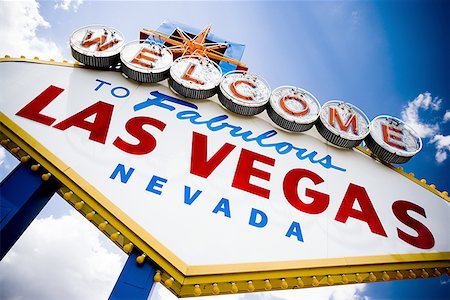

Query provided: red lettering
[190,132,236,178]
[16,85,64,126]
[232,149,275,199]
[392,200,435,249]
[182,63,204,85]
[280,96,309,116]
[283,168,330,214]
[113,116,166,155]
[382,124,406,150]
[81,31,119,51]
[230,80,256,101]
[131,47,162,68]
[335,183,387,237]
[53,101,114,144]
[329,107,358,134]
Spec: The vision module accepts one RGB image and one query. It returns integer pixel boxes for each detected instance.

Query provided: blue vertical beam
[0,163,58,260]
[109,251,156,300]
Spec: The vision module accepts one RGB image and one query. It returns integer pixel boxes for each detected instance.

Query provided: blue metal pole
[109,251,156,300]
[0,163,58,260]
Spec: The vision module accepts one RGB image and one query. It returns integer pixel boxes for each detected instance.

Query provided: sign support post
[0,162,58,260]
[109,251,156,300]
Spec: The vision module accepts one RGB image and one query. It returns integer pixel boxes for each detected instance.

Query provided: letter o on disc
[70,25,125,68]
[120,40,173,83]
[218,70,271,116]
[267,86,321,132]
[365,115,422,163]
[316,101,370,148]
[169,55,222,99]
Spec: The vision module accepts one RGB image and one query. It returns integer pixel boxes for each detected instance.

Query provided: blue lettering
[253,130,279,146]
[184,186,202,205]
[206,115,231,131]
[286,221,304,242]
[109,163,134,183]
[294,147,309,160]
[145,175,168,195]
[212,198,231,218]
[274,142,293,154]
[134,90,198,112]
[143,91,345,172]
[228,125,254,141]
[176,110,202,123]
[249,208,268,228]
[311,154,345,171]
[111,86,130,98]
[94,79,111,91]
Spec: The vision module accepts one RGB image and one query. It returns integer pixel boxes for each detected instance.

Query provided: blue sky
[0,1,449,299]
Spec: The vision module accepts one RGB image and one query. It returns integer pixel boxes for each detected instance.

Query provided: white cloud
[0,211,125,300]
[434,150,447,163]
[54,0,83,12]
[401,92,450,163]
[401,92,441,138]
[430,134,450,164]
[0,1,64,60]
[0,147,19,181]
[444,111,450,123]
[149,281,367,300]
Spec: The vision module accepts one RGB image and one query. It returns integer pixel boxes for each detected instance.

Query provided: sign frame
[1,57,449,297]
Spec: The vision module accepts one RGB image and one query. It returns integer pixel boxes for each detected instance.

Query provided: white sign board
[1,60,449,296]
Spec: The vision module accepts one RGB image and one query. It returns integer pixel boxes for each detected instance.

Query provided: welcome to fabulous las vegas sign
[0,22,448,297]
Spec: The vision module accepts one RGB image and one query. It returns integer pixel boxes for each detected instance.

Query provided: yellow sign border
[1,58,449,297]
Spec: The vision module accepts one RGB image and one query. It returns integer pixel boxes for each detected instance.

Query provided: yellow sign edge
[185,252,450,275]
[355,146,449,202]
[0,56,83,68]
[1,58,449,297]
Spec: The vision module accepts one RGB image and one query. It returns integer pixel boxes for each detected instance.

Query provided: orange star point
[141,24,247,70]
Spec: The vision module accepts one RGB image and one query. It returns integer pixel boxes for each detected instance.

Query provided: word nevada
[69,25,422,164]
